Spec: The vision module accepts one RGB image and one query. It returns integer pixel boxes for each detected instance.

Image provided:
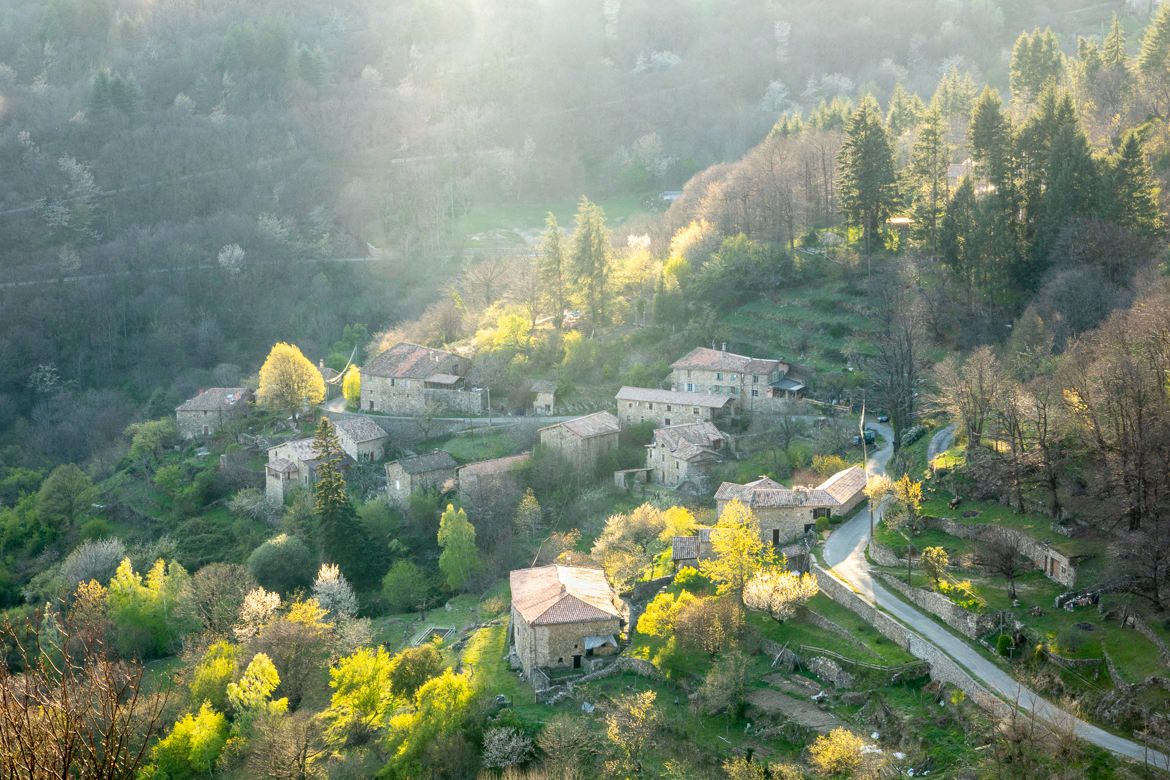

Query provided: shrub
[59,537,126,590]
[996,635,1013,657]
[900,425,926,448]
[828,516,843,526]
[815,517,830,532]
[811,453,849,477]
[674,566,711,593]
[246,534,315,593]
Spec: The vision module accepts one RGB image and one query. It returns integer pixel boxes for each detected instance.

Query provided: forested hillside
[4,0,1170,777]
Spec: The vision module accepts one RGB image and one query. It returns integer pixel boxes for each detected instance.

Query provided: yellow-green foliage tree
[637,590,697,637]
[139,702,228,780]
[257,342,324,422]
[700,500,776,601]
[107,558,196,659]
[342,366,361,409]
[188,641,240,712]
[921,546,949,586]
[382,670,476,779]
[809,727,873,777]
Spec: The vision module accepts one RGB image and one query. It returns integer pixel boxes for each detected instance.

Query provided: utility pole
[861,395,873,540]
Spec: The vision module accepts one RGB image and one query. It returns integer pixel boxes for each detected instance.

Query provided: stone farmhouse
[175,388,253,439]
[360,342,483,415]
[327,415,391,462]
[384,450,458,505]
[538,411,620,474]
[671,528,713,569]
[530,379,557,415]
[669,346,808,411]
[509,565,623,677]
[646,422,727,491]
[615,386,735,428]
[714,466,867,547]
[265,438,354,503]
[457,452,531,496]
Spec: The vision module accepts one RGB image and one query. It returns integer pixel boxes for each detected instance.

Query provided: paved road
[823,422,1170,770]
[926,423,957,462]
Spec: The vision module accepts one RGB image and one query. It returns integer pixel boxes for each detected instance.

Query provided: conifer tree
[569,198,611,332]
[538,212,566,327]
[908,108,951,258]
[1103,130,1164,237]
[886,83,924,138]
[838,97,897,258]
[312,418,377,589]
[1139,1,1170,118]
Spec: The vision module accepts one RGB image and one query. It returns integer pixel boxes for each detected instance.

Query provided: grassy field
[449,194,653,248]
[415,429,528,464]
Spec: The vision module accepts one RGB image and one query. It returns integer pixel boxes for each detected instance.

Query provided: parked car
[876,414,890,423]
[852,430,876,446]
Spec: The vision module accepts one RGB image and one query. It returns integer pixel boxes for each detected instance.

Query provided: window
[368,400,374,410]
[753,375,759,384]
[730,387,738,395]
[713,385,721,392]
[692,407,699,415]
[664,418,671,426]
[772,529,780,547]
[666,405,672,411]
[648,403,653,410]
[389,378,396,386]
[402,379,409,388]
[752,389,759,398]
[730,373,737,381]
[813,508,831,519]
[716,372,723,380]
[685,383,694,392]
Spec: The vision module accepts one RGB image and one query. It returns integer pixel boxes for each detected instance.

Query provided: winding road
[823,422,1170,770]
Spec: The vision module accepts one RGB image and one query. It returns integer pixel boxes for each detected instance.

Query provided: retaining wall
[812,564,1011,719]
[874,572,1002,641]
[930,516,1077,588]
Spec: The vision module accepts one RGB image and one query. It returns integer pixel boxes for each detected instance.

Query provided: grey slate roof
[363,342,467,380]
[541,411,620,439]
[616,386,733,408]
[176,388,251,413]
[389,450,458,475]
[328,415,389,444]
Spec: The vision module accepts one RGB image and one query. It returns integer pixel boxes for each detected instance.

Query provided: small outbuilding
[175,388,253,439]
[538,411,620,474]
[510,565,624,677]
[384,450,458,505]
[531,380,557,415]
[328,415,391,462]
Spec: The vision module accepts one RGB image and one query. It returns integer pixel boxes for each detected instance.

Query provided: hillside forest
[3,0,1170,778]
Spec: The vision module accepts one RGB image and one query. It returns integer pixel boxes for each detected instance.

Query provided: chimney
[721,342,727,353]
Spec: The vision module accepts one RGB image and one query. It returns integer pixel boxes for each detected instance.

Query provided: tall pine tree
[838,97,897,258]
[908,108,951,258]
[538,212,566,328]
[1102,130,1163,237]
[569,198,611,333]
[312,418,379,589]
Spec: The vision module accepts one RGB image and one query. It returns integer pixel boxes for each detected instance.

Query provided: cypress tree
[312,418,378,589]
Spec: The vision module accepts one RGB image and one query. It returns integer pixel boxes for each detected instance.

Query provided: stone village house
[669,346,808,411]
[456,452,531,498]
[327,415,391,462]
[538,411,620,475]
[615,386,735,428]
[713,466,867,547]
[360,342,483,415]
[509,565,623,677]
[646,421,727,492]
[264,438,355,503]
[530,379,557,415]
[384,450,458,506]
[175,388,254,439]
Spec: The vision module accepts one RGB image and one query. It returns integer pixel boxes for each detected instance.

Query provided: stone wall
[874,572,1003,641]
[869,540,902,567]
[811,564,1012,719]
[1132,614,1170,669]
[360,377,483,415]
[930,516,1078,587]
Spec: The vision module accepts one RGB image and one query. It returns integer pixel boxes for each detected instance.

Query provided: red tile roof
[363,342,467,380]
[540,411,620,439]
[616,386,733,408]
[670,347,784,376]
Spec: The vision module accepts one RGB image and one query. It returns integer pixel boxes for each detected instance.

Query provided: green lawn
[450,194,652,246]
[415,430,526,464]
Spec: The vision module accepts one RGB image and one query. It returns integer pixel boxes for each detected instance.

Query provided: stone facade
[264,437,353,502]
[509,565,624,677]
[360,342,483,415]
[175,388,253,439]
[538,412,620,475]
[384,450,458,505]
[457,453,530,497]
[645,422,726,491]
[531,380,557,415]
[669,346,808,410]
[327,415,391,462]
[715,467,867,548]
[615,386,734,429]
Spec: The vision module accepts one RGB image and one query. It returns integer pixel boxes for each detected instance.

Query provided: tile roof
[176,388,252,413]
[816,466,867,504]
[425,372,461,385]
[714,467,865,509]
[363,342,467,380]
[671,536,699,560]
[541,411,620,439]
[651,422,726,462]
[457,452,530,477]
[266,458,298,474]
[268,438,318,463]
[670,347,783,376]
[328,415,389,444]
[390,450,458,475]
[510,565,622,625]
[616,386,733,408]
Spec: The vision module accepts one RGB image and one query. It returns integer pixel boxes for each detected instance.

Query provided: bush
[811,453,850,477]
[246,534,315,593]
[674,566,712,593]
[996,634,1013,657]
[815,517,830,532]
[1056,626,1085,655]
[900,425,926,448]
[828,516,843,526]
